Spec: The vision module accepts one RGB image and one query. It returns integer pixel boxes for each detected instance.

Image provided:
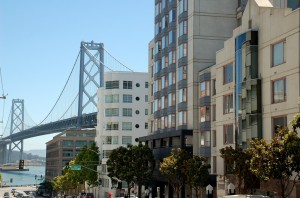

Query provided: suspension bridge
[0,41,133,164]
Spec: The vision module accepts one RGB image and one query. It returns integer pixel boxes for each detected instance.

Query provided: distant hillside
[7,150,46,163]
[24,149,46,158]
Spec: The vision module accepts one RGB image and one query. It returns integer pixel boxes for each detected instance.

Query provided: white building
[95,71,149,197]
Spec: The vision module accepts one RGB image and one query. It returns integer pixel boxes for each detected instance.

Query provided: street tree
[75,143,100,187]
[160,148,191,198]
[106,146,135,198]
[183,155,210,198]
[131,143,155,198]
[248,113,300,198]
[220,146,259,194]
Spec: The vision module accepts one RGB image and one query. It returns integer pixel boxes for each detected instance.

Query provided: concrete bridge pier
[0,144,7,165]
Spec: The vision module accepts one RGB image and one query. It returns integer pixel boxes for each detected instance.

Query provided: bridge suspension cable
[102,47,133,72]
[37,51,80,126]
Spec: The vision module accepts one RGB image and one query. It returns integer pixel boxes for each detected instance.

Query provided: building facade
[95,71,149,197]
[203,0,300,197]
[140,0,239,197]
[45,129,96,181]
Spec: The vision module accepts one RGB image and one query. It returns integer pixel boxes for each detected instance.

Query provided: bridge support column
[0,144,7,165]
[8,99,24,163]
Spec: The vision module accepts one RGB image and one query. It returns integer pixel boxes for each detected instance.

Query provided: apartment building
[95,71,148,197]
[45,129,96,181]
[203,0,300,197]
[140,0,238,197]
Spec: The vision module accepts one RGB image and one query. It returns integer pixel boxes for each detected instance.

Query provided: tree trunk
[138,185,142,198]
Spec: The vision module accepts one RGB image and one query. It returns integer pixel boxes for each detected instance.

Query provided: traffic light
[19,160,24,169]
[65,161,70,169]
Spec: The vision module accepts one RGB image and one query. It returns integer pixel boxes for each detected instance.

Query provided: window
[224,63,233,84]
[145,122,148,129]
[179,43,187,58]
[168,71,176,86]
[168,50,176,65]
[105,81,119,89]
[179,20,187,36]
[103,150,112,158]
[145,82,149,88]
[169,9,176,23]
[178,111,187,125]
[213,156,217,174]
[105,108,119,117]
[200,131,210,147]
[168,114,176,128]
[178,66,187,81]
[122,108,132,117]
[212,130,216,147]
[105,94,119,103]
[212,104,216,121]
[223,94,233,114]
[145,109,148,115]
[168,31,174,45]
[135,124,140,128]
[145,95,148,102]
[123,94,132,103]
[185,136,193,146]
[62,150,73,157]
[212,79,216,95]
[103,136,118,144]
[135,110,140,115]
[200,106,211,122]
[63,140,73,147]
[178,88,187,103]
[272,115,287,135]
[168,92,176,106]
[122,122,132,131]
[179,0,187,14]
[155,2,161,16]
[288,0,300,10]
[199,81,210,98]
[106,122,119,130]
[272,78,286,103]
[224,124,234,144]
[136,83,140,87]
[75,140,87,147]
[122,136,132,145]
[272,40,286,66]
[123,81,132,89]
[173,137,180,146]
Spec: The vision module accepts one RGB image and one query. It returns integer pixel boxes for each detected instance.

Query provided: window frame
[223,63,233,84]
[272,40,286,67]
[272,77,286,103]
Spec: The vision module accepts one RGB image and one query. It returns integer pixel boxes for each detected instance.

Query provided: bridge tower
[77,41,104,127]
[8,99,24,162]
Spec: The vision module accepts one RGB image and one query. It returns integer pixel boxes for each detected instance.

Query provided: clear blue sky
[0,1,154,151]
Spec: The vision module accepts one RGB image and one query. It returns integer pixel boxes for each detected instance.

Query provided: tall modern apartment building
[140,0,238,197]
[95,72,149,198]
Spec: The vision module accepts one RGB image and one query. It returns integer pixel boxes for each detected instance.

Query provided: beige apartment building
[205,0,300,197]
[45,129,96,181]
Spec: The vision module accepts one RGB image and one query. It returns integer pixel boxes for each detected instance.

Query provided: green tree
[183,155,210,198]
[107,146,135,197]
[75,143,100,187]
[160,148,191,198]
[220,146,259,194]
[131,143,155,198]
[248,113,300,198]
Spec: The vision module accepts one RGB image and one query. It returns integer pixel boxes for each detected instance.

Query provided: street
[0,186,42,197]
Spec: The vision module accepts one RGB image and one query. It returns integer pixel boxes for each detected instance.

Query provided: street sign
[71,165,81,170]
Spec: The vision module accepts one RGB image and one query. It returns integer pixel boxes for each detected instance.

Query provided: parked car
[16,193,24,198]
[85,193,94,198]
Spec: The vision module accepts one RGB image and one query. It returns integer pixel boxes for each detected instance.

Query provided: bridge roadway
[0,112,97,143]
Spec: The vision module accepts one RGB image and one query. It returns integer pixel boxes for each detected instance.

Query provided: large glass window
[122,108,132,117]
[168,93,176,106]
[122,122,132,131]
[179,43,187,58]
[272,115,287,135]
[106,122,119,130]
[223,63,233,84]
[168,50,176,65]
[75,140,87,147]
[161,76,165,89]
[123,81,132,89]
[199,81,210,98]
[224,124,234,144]
[178,111,187,125]
[62,140,73,147]
[288,0,300,10]
[272,41,286,66]
[168,114,176,128]
[178,66,187,81]
[272,78,286,103]
[168,72,176,86]
[178,88,187,103]
[103,136,118,144]
[212,130,216,147]
[179,0,187,14]
[223,94,233,114]
[168,31,173,45]
[200,106,211,122]
[122,136,132,145]
[105,94,119,103]
[155,2,161,16]
[169,9,176,23]
[105,81,119,89]
[200,131,210,147]
[179,20,187,36]
[105,108,119,117]
[123,94,132,103]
